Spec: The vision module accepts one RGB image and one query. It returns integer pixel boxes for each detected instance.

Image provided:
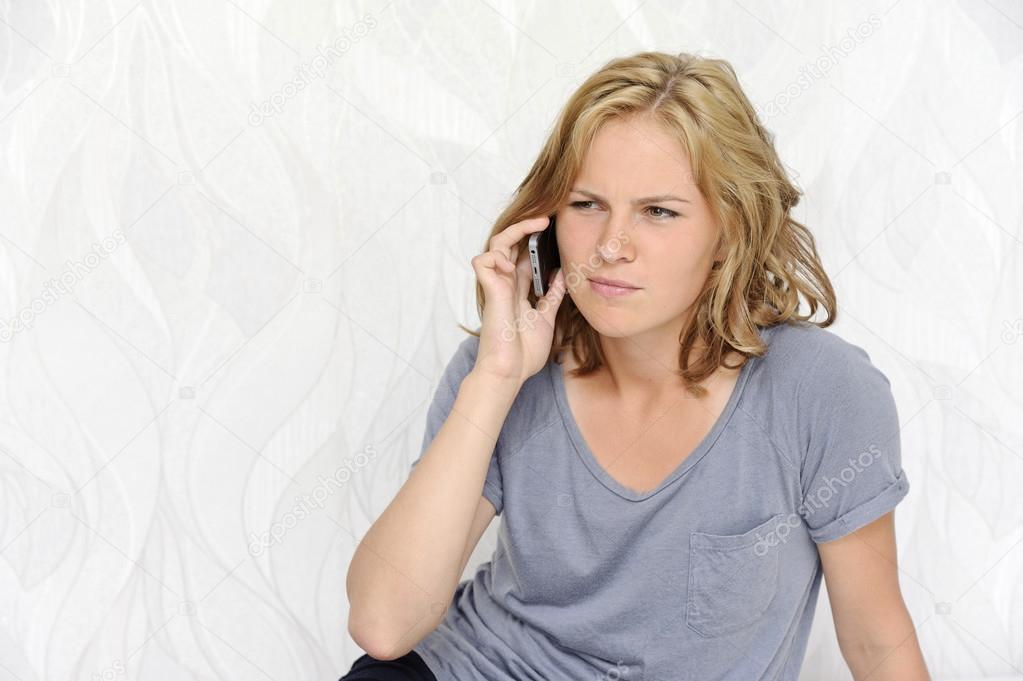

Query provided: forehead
[576,116,695,193]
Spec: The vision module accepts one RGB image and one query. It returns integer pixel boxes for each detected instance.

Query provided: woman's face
[555,114,725,341]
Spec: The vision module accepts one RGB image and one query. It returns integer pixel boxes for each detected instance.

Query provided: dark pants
[338,650,438,681]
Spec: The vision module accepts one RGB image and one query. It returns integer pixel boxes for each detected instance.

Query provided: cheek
[560,237,602,270]
[647,246,716,297]
[662,231,718,269]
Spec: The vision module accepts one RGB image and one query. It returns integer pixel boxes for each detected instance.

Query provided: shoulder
[452,333,481,365]
[423,334,481,411]
[763,321,886,388]
[438,334,480,383]
[757,322,895,434]
[769,324,897,450]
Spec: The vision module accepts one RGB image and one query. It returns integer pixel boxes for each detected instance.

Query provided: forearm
[347,370,519,658]
[841,625,930,680]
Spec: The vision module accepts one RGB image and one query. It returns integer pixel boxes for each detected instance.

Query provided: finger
[498,252,515,273]
[472,252,504,279]
[488,216,550,262]
[472,252,496,272]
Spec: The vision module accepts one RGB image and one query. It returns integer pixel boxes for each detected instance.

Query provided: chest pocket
[685,512,787,638]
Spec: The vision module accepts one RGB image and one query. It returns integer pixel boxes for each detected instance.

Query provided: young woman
[342,51,929,681]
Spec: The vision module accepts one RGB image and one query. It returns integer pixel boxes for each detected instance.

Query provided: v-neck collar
[548,326,774,502]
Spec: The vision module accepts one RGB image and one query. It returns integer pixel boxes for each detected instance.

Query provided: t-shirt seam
[503,417,562,460]
[740,325,799,471]
[795,335,830,506]
[808,471,909,543]
[482,479,503,513]
[794,337,829,454]
[483,417,562,514]
[735,404,799,472]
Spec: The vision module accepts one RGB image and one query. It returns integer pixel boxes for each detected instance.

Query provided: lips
[588,277,640,298]
[588,276,639,289]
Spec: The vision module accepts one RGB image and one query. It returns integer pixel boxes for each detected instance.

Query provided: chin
[579,300,691,342]
[575,307,642,339]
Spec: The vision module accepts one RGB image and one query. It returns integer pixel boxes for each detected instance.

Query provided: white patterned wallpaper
[0,1,1020,679]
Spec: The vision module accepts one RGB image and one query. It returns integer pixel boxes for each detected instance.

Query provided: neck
[560,319,735,410]
[598,332,717,402]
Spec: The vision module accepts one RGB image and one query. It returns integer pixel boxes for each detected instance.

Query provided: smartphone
[528,215,560,297]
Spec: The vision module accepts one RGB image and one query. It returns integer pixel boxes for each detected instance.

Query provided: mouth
[588,277,640,298]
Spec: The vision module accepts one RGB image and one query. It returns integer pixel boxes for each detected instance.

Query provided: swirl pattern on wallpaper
[0,1,1021,680]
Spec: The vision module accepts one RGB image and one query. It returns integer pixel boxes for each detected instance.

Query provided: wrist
[463,368,522,403]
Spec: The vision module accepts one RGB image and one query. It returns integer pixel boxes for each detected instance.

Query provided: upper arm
[458,495,497,578]
[818,510,910,648]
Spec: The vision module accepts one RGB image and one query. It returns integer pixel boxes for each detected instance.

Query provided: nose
[596,213,635,263]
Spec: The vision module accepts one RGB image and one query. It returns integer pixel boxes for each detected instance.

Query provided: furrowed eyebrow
[570,187,691,205]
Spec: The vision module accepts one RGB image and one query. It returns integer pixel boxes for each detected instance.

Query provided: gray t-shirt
[406,321,910,681]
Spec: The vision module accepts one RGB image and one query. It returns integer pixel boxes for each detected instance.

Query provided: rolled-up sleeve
[797,336,910,544]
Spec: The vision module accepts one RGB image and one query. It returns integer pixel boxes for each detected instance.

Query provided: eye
[568,201,680,220]
[646,206,680,219]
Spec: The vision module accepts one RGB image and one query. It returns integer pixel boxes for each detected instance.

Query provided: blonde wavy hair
[458,50,835,397]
